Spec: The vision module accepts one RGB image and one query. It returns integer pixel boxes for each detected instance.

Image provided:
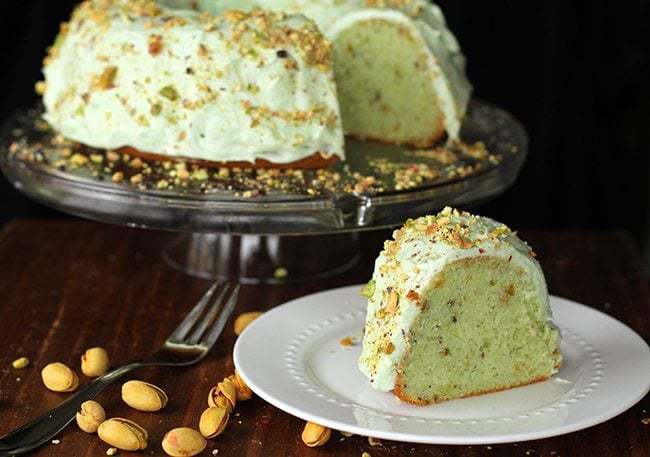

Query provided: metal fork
[0,281,239,456]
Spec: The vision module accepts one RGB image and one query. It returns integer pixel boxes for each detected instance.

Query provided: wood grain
[0,220,648,457]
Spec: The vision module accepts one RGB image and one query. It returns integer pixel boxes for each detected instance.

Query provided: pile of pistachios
[11,311,262,456]
[11,309,355,454]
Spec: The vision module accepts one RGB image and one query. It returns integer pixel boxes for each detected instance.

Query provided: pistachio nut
[368,436,382,446]
[76,400,106,433]
[121,380,168,412]
[207,378,236,412]
[12,356,29,369]
[81,347,110,377]
[227,374,253,402]
[98,418,148,451]
[232,370,253,401]
[199,406,229,439]
[207,390,232,412]
[301,422,331,447]
[161,427,207,457]
[41,362,79,392]
[233,311,263,335]
[218,378,237,409]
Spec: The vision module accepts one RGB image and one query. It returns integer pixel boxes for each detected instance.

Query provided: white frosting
[358,208,560,392]
[42,1,344,164]
[199,0,472,140]
[198,0,365,31]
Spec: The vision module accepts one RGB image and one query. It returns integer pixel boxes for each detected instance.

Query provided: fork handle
[0,362,144,456]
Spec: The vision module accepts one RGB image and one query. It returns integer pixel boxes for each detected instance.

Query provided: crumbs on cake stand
[6,113,504,198]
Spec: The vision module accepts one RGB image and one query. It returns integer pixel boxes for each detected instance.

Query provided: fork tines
[169,282,240,346]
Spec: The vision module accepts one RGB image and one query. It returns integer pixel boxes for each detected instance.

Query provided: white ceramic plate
[234,285,650,445]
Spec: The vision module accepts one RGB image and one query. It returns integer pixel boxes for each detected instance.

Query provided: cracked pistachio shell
[76,400,106,433]
[232,370,253,401]
[207,379,236,412]
[218,379,237,408]
[41,362,79,392]
[199,406,229,438]
[81,347,110,377]
[121,380,168,412]
[233,312,263,335]
[207,390,232,412]
[98,418,148,451]
[301,422,331,447]
[162,427,207,457]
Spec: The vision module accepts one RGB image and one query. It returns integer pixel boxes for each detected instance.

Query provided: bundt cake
[358,207,562,405]
[40,0,471,167]
[198,0,472,147]
[41,0,344,167]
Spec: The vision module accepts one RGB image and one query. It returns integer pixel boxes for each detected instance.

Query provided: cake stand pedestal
[1,100,527,283]
[162,232,361,284]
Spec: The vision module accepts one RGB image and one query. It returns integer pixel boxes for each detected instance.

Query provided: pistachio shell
[81,347,110,377]
[75,400,106,433]
[162,427,207,457]
[199,406,229,438]
[207,379,236,412]
[232,370,253,401]
[98,418,148,451]
[218,379,237,408]
[368,436,382,446]
[207,391,233,412]
[41,362,79,392]
[233,311,263,335]
[121,380,168,412]
[226,375,245,401]
[301,422,331,447]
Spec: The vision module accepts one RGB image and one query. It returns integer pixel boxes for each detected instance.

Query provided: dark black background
[1,1,649,258]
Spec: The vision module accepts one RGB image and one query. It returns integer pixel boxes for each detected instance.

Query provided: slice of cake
[358,207,561,404]
[41,0,344,167]
[198,0,472,146]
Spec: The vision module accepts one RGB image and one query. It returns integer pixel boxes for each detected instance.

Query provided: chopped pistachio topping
[91,66,118,91]
[361,280,376,299]
[159,85,179,101]
[384,207,515,256]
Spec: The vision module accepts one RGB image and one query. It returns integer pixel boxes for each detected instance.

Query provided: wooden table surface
[0,219,649,457]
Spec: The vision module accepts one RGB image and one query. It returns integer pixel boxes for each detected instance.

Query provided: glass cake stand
[0,100,527,283]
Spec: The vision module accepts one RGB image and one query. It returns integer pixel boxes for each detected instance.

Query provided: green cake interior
[398,256,560,403]
[331,19,444,147]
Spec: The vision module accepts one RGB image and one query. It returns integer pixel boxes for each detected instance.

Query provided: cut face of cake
[329,7,469,146]
[358,208,562,405]
[41,0,344,166]
[198,0,472,147]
